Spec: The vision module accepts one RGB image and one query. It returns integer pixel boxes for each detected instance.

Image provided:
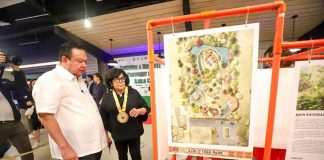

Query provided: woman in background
[25,79,41,149]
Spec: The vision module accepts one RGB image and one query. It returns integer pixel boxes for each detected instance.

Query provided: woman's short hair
[105,68,130,89]
[93,73,103,82]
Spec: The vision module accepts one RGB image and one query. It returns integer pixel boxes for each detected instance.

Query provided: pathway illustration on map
[164,24,258,150]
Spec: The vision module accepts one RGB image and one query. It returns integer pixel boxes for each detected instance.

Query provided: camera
[0,52,22,66]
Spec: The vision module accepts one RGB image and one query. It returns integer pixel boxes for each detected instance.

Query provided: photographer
[0,53,34,160]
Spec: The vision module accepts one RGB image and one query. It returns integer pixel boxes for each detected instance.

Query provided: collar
[114,88,126,97]
[55,64,80,81]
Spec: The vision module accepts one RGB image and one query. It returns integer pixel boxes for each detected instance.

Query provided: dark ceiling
[1,0,172,26]
[0,0,171,64]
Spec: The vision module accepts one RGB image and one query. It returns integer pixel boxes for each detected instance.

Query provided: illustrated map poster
[164,24,259,159]
[286,60,324,160]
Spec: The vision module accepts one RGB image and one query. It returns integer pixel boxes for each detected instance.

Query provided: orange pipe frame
[259,46,324,62]
[146,1,286,160]
[263,3,285,160]
[286,55,324,61]
[282,39,324,49]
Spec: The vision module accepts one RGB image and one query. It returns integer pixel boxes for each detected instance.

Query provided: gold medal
[113,87,129,123]
[117,112,129,123]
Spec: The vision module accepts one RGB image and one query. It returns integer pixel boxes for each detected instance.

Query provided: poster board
[115,55,162,106]
[156,67,304,160]
[163,23,259,159]
[285,60,324,160]
[115,55,158,96]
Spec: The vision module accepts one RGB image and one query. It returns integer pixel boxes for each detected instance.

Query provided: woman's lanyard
[113,86,129,123]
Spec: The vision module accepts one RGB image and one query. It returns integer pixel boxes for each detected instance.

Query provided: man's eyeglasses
[113,77,125,83]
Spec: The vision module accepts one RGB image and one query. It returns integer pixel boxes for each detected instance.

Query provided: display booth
[145,1,324,160]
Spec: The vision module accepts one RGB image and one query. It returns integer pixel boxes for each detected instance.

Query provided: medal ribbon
[112,86,128,113]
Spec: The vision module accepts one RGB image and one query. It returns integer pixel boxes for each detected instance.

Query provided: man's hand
[38,113,78,160]
[61,145,78,160]
[26,101,33,106]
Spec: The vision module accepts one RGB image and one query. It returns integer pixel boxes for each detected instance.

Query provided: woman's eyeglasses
[113,77,125,83]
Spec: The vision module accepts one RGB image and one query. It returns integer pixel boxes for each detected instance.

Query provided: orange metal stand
[146,1,323,160]
[259,40,324,63]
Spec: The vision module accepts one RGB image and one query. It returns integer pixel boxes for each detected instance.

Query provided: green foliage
[297,67,324,110]
[298,72,312,92]
[297,93,324,110]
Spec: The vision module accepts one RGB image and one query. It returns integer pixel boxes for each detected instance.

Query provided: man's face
[86,77,92,83]
[63,48,87,77]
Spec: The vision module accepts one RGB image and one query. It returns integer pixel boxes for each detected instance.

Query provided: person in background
[13,84,33,134]
[0,53,34,160]
[263,46,294,68]
[100,68,150,160]
[25,79,42,149]
[93,73,106,107]
[32,42,107,160]
[86,74,95,95]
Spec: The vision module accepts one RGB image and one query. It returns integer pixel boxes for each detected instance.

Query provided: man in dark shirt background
[0,53,34,160]
[86,74,95,95]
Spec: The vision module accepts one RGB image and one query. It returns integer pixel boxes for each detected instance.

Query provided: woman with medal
[100,68,150,160]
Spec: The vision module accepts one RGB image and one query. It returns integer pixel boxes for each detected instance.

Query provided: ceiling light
[0,21,10,26]
[15,13,49,21]
[157,31,164,58]
[289,48,301,53]
[288,15,300,53]
[83,0,91,28]
[18,41,39,46]
[107,39,118,67]
[18,33,40,46]
[291,14,298,41]
[107,60,118,67]
[84,19,92,28]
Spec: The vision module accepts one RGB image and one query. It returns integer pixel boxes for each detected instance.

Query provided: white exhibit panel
[285,60,324,160]
[155,67,170,160]
[156,67,307,157]
[253,68,296,148]
[163,23,260,159]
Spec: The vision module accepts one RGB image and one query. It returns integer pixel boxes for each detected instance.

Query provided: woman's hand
[106,134,112,145]
[129,108,147,117]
